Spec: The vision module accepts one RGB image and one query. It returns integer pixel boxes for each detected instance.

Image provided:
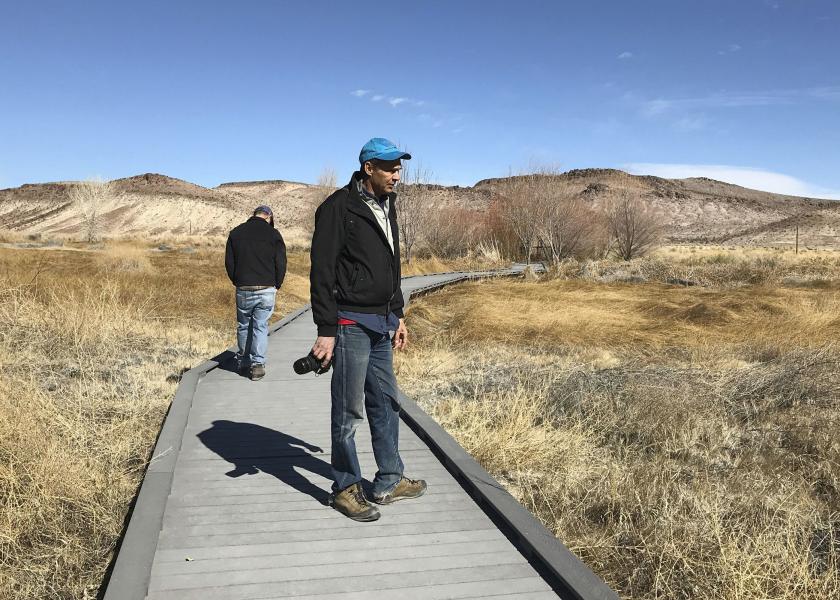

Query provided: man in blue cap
[309,138,427,521]
[225,205,287,380]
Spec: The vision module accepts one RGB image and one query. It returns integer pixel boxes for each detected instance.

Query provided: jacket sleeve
[392,286,405,319]
[224,234,236,284]
[390,201,405,319]
[310,195,346,337]
[275,231,287,289]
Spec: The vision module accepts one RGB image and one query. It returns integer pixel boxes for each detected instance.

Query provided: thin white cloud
[639,86,840,116]
[357,91,428,110]
[718,43,742,55]
[642,99,672,116]
[673,116,708,132]
[618,51,633,59]
[810,87,840,99]
[624,163,840,199]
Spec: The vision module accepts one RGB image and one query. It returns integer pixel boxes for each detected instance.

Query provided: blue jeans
[235,287,276,365]
[331,324,404,495]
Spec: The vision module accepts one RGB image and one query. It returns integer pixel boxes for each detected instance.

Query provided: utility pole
[795,222,799,254]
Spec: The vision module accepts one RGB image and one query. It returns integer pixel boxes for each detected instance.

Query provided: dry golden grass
[405,278,840,352]
[396,257,840,600]
[656,244,840,262]
[401,253,503,276]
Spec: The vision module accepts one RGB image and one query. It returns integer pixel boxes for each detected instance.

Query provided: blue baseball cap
[253,205,273,217]
[359,138,412,164]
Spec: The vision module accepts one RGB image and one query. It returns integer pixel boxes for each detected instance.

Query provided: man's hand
[393,318,408,351]
[312,336,335,368]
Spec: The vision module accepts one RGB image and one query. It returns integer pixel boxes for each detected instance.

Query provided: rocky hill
[476,169,840,247]
[1,169,838,248]
[0,174,326,244]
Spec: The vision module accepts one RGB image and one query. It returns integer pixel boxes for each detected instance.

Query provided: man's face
[365,159,402,196]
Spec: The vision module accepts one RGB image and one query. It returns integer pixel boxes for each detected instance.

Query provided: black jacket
[225,216,287,288]
[310,172,405,336]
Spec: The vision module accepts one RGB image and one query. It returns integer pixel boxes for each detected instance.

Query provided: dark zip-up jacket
[225,216,287,288]
[310,172,405,337]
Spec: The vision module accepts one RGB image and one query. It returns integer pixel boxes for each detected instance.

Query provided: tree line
[394,168,666,264]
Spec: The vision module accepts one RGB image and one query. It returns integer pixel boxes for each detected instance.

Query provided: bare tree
[69,179,113,243]
[316,167,337,190]
[604,192,664,260]
[534,180,598,264]
[305,167,339,236]
[423,207,478,258]
[495,174,542,264]
[396,162,432,263]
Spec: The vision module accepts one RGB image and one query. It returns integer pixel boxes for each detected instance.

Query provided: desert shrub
[95,244,153,272]
[604,193,666,261]
[541,252,840,289]
[423,207,483,258]
[703,252,737,264]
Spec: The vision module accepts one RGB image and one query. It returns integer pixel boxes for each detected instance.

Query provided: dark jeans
[330,324,404,495]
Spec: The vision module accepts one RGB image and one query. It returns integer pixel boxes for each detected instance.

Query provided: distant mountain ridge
[1,169,838,248]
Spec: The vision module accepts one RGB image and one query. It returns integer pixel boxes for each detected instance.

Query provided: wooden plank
[151,538,516,577]
[152,528,507,563]
[165,483,468,508]
[282,580,557,600]
[149,550,527,591]
[145,563,545,600]
[163,494,475,525]
[158,508,492,540]
[155,518,500,549]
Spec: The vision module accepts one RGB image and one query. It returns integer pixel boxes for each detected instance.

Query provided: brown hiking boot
[372,477,427,505]
[249,363,265,380]
[329,483,380,522]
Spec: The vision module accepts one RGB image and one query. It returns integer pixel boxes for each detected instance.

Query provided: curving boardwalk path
[105,269,617,600]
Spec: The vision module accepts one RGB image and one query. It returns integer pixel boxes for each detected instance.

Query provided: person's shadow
[212,351,249,378]
[197,420,333,505]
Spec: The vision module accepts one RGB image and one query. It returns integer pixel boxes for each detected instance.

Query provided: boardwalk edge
[400,277,618,600]
[102,304,315,600]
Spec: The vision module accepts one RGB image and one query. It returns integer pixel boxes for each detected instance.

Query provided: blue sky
[1,0,839,197]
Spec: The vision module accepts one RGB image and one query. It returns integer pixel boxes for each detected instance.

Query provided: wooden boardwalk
[105,271,617,600]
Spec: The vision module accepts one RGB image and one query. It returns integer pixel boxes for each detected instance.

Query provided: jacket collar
[346,171,398,254]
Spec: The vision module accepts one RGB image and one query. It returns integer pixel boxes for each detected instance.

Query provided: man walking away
[310,138,427,522]
[225,205,287,381]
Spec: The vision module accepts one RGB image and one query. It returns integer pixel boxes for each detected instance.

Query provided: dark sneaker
[372,477,427,505]
[329,483,380,522]
[249,363,265,380]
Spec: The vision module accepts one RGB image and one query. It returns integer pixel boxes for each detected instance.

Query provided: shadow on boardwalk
[197,420,333,505]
